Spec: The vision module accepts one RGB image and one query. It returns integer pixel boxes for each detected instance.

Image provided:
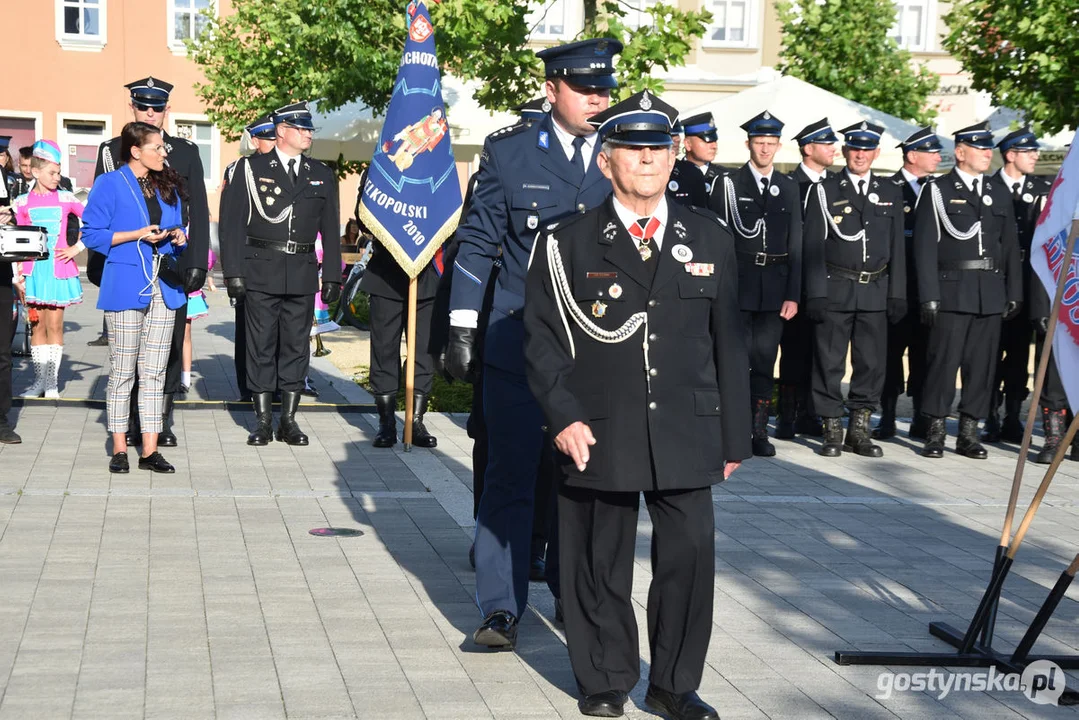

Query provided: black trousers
[234,299,248,398]
[559,484,714,697]
[777,311,814,389]
[245,291,315,393]
[882,309,926,404]
[741,310,784,403]
[1034,331,1069,411]
[163,303,189,394]
[991,313,1032,407]
[922,312,1001,419]
[0,284,12,422]
[811,310,887,418]
[367,294,434,396]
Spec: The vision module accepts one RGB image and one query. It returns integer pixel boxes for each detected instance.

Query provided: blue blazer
[83,165,188,311]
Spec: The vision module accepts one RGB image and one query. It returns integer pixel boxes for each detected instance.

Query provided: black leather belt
[939,258,995,271]
[737,251,788,266]
[827,263,888,284]
[246,237,315,255]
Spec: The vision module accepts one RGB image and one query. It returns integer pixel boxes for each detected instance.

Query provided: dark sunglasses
[134,103,163,112]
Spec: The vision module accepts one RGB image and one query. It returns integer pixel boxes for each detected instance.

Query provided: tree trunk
[583,0,597,33]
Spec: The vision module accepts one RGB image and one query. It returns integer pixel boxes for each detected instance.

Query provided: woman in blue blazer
[83,121,188,474]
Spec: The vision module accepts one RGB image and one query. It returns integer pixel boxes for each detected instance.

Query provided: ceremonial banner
[1031,130,1079,409]
[358,0,462,279]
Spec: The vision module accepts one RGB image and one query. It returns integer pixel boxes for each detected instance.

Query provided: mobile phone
[161,225,184,233]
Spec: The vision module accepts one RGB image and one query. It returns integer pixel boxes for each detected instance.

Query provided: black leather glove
[183,267,207,294]
[920,300,940,327]
[1002,300,1022,321]
[320,281,341,305]
[446,326,479,383]
[887,298,908,325]
[1034,316,1050,335]
[805,297,828,323]
[226,277,246,302]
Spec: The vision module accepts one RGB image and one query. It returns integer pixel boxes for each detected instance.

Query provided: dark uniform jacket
[1004,172,1053,318]
[708,163,803,311]
[804,171,906,311]
[789,165,828,213]
[219,151,341,295]
[524,197,752,492]
[667,159,709,208]
[914,168,1022,315]
[890,170,922,304]
[93,132,209,274]
[450,114,612,376]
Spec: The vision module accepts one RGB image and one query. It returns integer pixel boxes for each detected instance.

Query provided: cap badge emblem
[147,78,155,88]
[640,92,652,110]
[860,121,868,131]
[763,111,771,120]
[542,99,552,113]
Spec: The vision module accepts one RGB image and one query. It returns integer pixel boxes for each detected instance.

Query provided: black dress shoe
[0,423,21,444]
[138,451,175,473]
[87,334,109,347]
[578,690,628,718]
[109,452,130,474]
[529,555,546,582]
[473,610,517,650]
[644,685,719,720]
[125,429,143,446]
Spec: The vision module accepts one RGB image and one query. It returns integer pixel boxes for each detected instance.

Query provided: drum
[0,225,50,262]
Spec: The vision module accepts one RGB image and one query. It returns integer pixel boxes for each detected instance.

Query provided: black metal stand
[834,549,1079,706]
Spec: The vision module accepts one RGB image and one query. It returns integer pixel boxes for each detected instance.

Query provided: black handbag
[157,251,184,290]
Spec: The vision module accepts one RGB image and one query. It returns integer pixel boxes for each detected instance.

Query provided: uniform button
[531,202,537,208]
[648,402,657,410]
[648,333,657,341]
[648,299,656,307]
[577,203,586,212]
[649,368,657,377]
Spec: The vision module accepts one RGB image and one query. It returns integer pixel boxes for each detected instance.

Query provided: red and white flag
[1031,131,1079,410]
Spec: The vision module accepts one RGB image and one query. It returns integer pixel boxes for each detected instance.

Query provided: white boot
[22,345,47,398]
[44,345,61,399]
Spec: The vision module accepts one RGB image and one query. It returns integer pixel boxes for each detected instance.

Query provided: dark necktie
[858,179,866,196]
[972,178,980,197]
[629,216,660,262]
[288,158,298,183]
[570,137,586,182]
[1013,182,1023,200]
[760,176,770,196]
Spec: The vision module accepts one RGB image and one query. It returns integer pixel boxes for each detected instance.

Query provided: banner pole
[403,276,418,451]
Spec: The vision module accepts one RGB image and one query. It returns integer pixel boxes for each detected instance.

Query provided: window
[58,118,108,190]
[56,0,107,51]
[703,0,755,48]
[169,0,213,54]
[622,0,659,30]
[890,0,935,51]
[528,0,568,40]
[173,119,217,184]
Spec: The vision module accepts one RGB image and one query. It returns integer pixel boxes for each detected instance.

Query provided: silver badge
[763,111,771,120]
[147,78,155,88]
[274,187,281,195]
[608,283,623,299]
[542,99,552,113]
[860,121,868,131]
[603,221,617,240]
[1022,192,1034,203]
[769,184,780,197]
[673,220,687,239]
[983,195,993,206]
[269,159,279,168]
[260,185,267,192]
[843,206,852,214]
[668,180,679,191]
[867,192,880,204]
[527,214,538,229]
[672,244,693,263]
[266,197,275,206]
[640,92,652,110]
[904,205,911,213]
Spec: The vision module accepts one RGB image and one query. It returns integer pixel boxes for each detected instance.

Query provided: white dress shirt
[274,146,302,175]
[900,168,923,196]
[845,168,872,194]
[748,164,774,194]
[797,163,825,184]
[954,166,984,193]
[612,194,668,252]
[550,116,597,169]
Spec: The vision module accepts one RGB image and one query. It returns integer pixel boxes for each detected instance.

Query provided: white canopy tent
[308,76,517,163]
[682,75,955,172]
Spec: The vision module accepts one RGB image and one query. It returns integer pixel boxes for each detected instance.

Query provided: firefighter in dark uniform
[914,122,1022,459]
[92,77,210,446]
[803,121,906,457]
[524,90,748,720]
[445,38,621,650]
[219,101,342,446]
[680,112,726,196]
[873,127,942,440]
[776,118,838,439]
[355,165,439,448]
[984,127,1051,444]
[220,114,278,402]
[668,119,710,207]
[708,111,802,456]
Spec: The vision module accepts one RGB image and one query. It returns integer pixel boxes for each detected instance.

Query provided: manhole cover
[309,527,365,537]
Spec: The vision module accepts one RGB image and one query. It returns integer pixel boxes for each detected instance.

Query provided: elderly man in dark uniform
[775,118,838,439]
[220,114,278,403]
[708,111,802,456]
[445,38,621,649]
[219,101,342,446]
[983,127,1052,444]
[872,127,942,440]
[92,77,210,446]
[525,90,749,720]
[914,122,1022,459]
[668,119,710,208]
[803,121,906,457]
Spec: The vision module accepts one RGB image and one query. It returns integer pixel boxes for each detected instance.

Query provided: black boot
[373,393,398,448]
[922,416,946,458]
[819,417,843,457]
[410,392,438,448]
[1035,408,1066,465]
[982,396,1002,442]
[845,407,883,457]
[774,384,797,440]
[158,393,178,447]
[275,390,309,446]
[956,413,988,459]
[872,393,897,440]
[1000,393,1025,443]
[751,398,775,457]
[247,392,274,446]
[793,389,824,437]
[909,411,928,440]
[126,391,142,446]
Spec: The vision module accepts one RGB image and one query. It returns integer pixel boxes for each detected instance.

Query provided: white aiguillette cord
[120,169,163,298]
[930,182,984,256]
[815,183,868,263]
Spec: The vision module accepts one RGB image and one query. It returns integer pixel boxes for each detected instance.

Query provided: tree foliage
[775,0,938,124]
[943,0,1077,135]
[189,0,710,142]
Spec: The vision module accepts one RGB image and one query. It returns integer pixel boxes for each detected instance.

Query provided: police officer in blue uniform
[776,118,838,439]
[445,38,622,649]
[708,111,802,456]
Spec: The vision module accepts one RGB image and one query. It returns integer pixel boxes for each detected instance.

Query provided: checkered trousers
[104,287,176,434]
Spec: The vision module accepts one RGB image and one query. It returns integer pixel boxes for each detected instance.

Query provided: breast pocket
[679,277,717,337]
[512,190,562,233]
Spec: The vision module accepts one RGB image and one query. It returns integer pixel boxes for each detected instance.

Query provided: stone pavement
[3,279,1079,718]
